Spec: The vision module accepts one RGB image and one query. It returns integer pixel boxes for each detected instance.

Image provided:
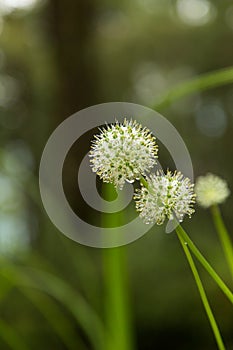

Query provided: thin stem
[211,205,233,280]
[153,66,233,111]
[140,176,149,189]
[139,177,233,303]
[176,225,233,304]
[176,231,226,350]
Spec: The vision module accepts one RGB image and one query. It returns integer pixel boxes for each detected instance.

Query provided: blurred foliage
[0,0,233,349]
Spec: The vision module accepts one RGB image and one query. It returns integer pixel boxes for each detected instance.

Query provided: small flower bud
[195,173,230,208]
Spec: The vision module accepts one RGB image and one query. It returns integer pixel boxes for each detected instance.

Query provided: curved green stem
[0,319,30,350]
[153,66,233,111]
[176,231,226,350]
[0,264,106,350]
[211,205,233,280]
[0,275,83,350]
[176,225,233,304]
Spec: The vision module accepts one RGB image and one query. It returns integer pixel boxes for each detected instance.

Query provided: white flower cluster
[90,119,197,225]
[134,171,196,225]
[195,173,230,208]
[90,119,158,189]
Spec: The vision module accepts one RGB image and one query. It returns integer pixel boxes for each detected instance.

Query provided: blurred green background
[0,0,233,349]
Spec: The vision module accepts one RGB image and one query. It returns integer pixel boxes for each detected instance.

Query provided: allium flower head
[134,171,196,225]
[90,119,158,189]
[195,173,230,208]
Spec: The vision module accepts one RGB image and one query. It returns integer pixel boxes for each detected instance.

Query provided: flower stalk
[176,225,233,304]
[211,205,233,280]
[176,230,226,350]
[103,246,134,350]
[102,184,135,350]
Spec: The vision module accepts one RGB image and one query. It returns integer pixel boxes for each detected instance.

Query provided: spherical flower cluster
[134,171,196,225]
[195,173,230,208]
[89,119,158,189]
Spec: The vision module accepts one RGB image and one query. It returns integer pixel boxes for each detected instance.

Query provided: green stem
[139,177,233,303]
[211,205,233,280]
[103,247,134,350]
[176,231,226,350]
[0,319,30,350]
[0,265,106,350]
[102,184,134,350]
[176,225,233,304]
[140,176,149,189]
[153,66,233,111]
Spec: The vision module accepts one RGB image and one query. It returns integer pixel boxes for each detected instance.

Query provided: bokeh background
[0,0,233,349]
